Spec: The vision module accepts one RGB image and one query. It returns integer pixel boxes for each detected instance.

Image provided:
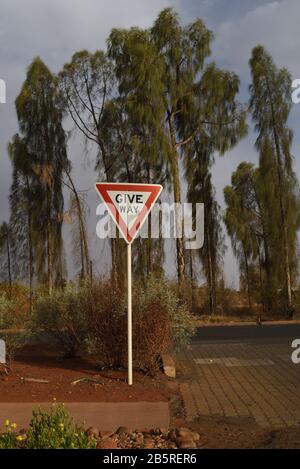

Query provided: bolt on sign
[95,183,163,385]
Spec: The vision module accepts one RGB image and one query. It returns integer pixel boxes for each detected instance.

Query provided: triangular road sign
[95,182,163,244]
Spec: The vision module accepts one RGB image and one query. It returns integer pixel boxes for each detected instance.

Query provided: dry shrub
[0,293,28,373]
[85,282,127,368]
[0,283,30,327]
[132,298,172,373]
[86,277,195,374]
[32,282,90,357]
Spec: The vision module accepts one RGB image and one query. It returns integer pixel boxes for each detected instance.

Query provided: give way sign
[95,182,162,244]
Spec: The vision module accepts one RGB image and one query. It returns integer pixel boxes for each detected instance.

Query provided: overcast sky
[1,0,300,286]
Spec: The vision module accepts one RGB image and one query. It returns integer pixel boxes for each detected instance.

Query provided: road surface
[178,323,300,427]
[193,322,300,341]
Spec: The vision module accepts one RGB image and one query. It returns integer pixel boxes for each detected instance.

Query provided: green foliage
[13,57,70,293]
[26,405,96,449]
[108,8,247,282]
[0,406,96,449]
[135,276,196,349]
[187,136,225,314]
[32,278,195,371]
[0,421,19,449]
[248,45,300,312]
[32,282,89,357]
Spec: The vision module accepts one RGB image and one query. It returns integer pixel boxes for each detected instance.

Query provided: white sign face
[95,183,162,244]
[107,190,151,231]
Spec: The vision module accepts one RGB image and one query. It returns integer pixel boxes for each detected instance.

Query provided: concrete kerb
[0,402,170,432]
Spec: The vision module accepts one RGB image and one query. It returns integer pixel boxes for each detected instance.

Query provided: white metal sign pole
[127,242,133,385]
[95,182,163,386]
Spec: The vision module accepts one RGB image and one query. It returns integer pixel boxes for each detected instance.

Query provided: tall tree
[59,50,121,284]
[108,8,247,285]
[224,163,262,312]
[15,57,69,294]
[99,94,168,280]
[186,136,225,314]
[249,45,300,314]
[8,135,37,307]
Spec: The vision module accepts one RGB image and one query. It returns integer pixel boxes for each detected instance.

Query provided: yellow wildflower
[16,435,24,442]
[4,419,10,427]
[11,423,17,429]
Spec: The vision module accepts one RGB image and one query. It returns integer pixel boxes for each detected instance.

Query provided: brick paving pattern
[177,339,300,427]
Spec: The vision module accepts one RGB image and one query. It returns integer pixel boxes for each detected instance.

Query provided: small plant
[0,420,19,449]
[26,404,96,449]
[0,407,96,449]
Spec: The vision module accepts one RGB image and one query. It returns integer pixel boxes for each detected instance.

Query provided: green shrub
[32,283,90,357]
[136,276,196,349]
[26,404,96,449]
[0,405,96,449]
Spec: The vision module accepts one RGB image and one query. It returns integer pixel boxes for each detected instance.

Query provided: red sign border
[95,183,163,244]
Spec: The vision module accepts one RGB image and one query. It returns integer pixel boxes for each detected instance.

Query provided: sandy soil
[172,415,300,449]
[0,345,174,403]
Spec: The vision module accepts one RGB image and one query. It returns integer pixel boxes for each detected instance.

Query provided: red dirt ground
[0,345,175,403]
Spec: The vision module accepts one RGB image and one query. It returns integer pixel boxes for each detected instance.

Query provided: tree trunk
[26,178,33,313]
[98,135,119,287]
[211,263,217,316]
[189,250,195,311]
[46,186,53,295]
[243,244,252,311]
[6,232,12,299]
[111,237,117,287]
[206,226,216,315]
[167,113,185,284]
[147,228,152,276]
[65,169,90,280]
[79,222,85,278]
[266,77,292,313]
[273,122,292,312]
[90,260,93,284]
[258,247,265,312]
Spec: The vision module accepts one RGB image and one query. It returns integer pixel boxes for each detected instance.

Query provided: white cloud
[214,0,300,76]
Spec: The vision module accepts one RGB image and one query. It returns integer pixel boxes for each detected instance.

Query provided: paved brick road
[177,327,300,427]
